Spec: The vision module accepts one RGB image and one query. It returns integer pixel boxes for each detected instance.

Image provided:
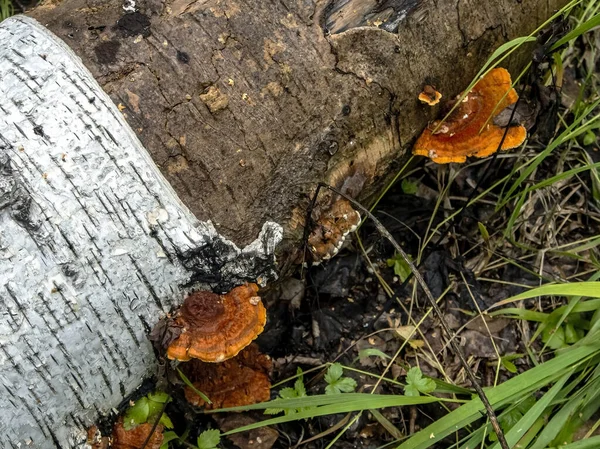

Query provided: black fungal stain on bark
[177,50,190,64]
[115,12,151,38]
[95,41,121,65]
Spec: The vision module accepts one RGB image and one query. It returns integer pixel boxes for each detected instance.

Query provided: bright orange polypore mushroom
[183,343,272,409]
[166,283,266,363]
[413,68,527,164]
[418,85,442,106]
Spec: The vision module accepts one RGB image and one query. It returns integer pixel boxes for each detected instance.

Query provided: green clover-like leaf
[123,397,150,430]
[197,429,221,449]
[404,367,436,397]
[324,363,356,395]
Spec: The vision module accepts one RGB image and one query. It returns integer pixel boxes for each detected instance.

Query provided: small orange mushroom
[308,198,361,264]
[418,85,442,106]
[183,343,272,409]
[166,283,266,363]
[413,68,527,164]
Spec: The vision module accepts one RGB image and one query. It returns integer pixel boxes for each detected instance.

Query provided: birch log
[0,16,281,448]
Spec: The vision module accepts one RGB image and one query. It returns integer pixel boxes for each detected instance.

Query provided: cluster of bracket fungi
[96,67,526,449]
[307,197,362,265]
[305,68,525,266]
[413,67,527,163]
[98,283,271,448]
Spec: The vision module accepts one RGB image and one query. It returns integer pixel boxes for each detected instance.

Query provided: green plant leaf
[401,178,418,195]
[542,325,567,349]
[326,377,357,395]
[355,348,392,363]
[489,395,536,442]
[159,413,174,429]
[266,368,312,415]
[160,431,180,449]
[405,367,436,397]
[197,429,221,449]
[123,397,150,430]
[387,253,413,282]
[148,391,170,403]
[324,363,357,394]
[325,363,343,384]
[279,387,301,400]
[583,130,596,146]
[177,368,212,404]
[478,222,490,242]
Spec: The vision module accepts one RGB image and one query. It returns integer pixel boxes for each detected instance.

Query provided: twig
[315,182,511,449]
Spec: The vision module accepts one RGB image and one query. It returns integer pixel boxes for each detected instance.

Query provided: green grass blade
[489,372,571,449]
[559,436,600,449]
[530,376,600,449]
[396,344,600,449]
[491,283,600,308]
[551,12,600,50]
[213,393,444,414]
[217,394,441,435]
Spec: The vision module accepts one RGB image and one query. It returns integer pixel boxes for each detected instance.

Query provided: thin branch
[316,182,511,449]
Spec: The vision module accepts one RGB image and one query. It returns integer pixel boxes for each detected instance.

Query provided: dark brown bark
[30,0,568,253]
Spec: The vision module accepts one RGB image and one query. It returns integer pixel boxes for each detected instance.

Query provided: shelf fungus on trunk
[164,283,266,363]
[418,84,443,106]
[111,418,164,449]
[413,68,527,164]
[182,343,272,409]
[306,197,362,265]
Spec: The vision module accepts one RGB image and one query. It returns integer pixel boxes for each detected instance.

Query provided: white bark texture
[0,16,282,448]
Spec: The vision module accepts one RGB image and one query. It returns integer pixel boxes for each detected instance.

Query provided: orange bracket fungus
[166,283,266,363]
[307,197,361,264]
[418,84,442,106]
[413,68,527,164]
[183,343,272,409]
[111,418,164,449]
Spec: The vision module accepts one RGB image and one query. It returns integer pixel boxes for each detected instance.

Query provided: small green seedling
[387,253,413,282]
[123,391,174,430]
[404,367,436,397]
[401,178,418,195]
[265,367,311,416]
[197,429,221,449]
[324,363,357,395]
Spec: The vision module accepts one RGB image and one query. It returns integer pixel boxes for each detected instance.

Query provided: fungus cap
[112,418,164,449]
[413,68,527,164]
[308,198,361,264]
[166,283,266,363]
[183,343,272,409]
[418,85,442,106]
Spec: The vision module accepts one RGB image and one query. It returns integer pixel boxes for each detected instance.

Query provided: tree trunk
[28,0,569,250]
[1,0,568,447]
[0,16,281,448]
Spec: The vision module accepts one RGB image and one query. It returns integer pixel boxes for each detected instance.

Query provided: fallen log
[1,0,569,446]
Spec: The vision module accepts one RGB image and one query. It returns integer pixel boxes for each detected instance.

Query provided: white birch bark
[0,16,282,449]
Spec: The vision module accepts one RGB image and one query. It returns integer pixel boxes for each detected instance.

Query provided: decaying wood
[0,0,570,447]
[28,0,569,251]
[0,17,280,448]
